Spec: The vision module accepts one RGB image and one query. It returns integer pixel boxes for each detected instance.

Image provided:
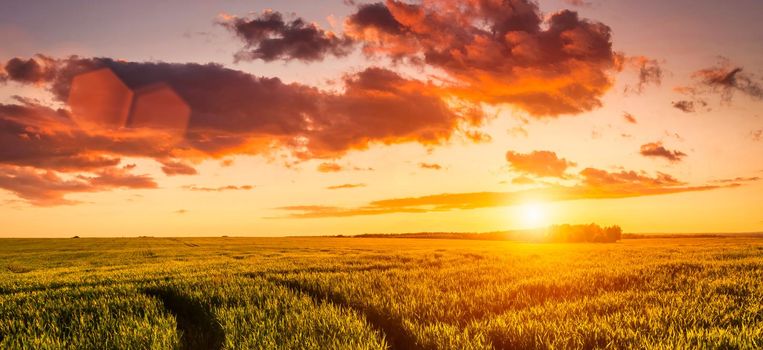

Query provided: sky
[0,0,762,237]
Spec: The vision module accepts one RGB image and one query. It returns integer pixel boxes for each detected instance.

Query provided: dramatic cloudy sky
[1,0,762,237]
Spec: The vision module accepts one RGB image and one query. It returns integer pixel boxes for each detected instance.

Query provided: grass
[1,236,762,349]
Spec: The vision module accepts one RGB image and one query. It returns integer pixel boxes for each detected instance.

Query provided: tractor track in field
[142,288,224,350]
[273,279,420,350]
[244,265,417,349]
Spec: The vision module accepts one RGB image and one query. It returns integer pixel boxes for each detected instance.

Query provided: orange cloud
[344,0,621,117]
[505,150,575,178]
[623,112,637,124]
[278,167,725,218]
[576,167,691,198]
[0,55,489,204]
[326,183,366,190]
[639,142,687,162]
[279,166,727,218]
[0,1,671,206]
[419,162,442,170]
[87,166,157,189]
[3,57,482,159]
[317,162,342,173]
[0,102,178,173]
[160,160,198,176]
[0,164,156,206]
[183,185,254,192]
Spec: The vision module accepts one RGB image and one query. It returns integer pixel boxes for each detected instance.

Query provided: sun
[519,202,547,228]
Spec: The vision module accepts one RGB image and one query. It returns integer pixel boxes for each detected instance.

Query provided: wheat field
[1,236,762,349]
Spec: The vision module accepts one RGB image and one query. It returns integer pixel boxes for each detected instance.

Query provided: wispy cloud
[639,142,687,162]
[710,177,760,184]
[692,59,763,102]
[623,112,637,124]
[183,185,253,192]
[672,100,707,113]
[623,56,663,94]
[277,167,727,218]
[326,183,365,190]
[751,130,762,142]
[419,162,443,170]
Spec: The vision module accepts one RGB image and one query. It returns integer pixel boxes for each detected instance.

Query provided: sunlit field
[2,236,762,349]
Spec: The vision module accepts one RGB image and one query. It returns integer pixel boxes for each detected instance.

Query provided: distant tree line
[349,223,623,243]
[350,232,514,240]
[546,224,622,243]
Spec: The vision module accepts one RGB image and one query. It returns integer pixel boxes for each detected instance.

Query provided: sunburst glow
[520,202,547,228]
